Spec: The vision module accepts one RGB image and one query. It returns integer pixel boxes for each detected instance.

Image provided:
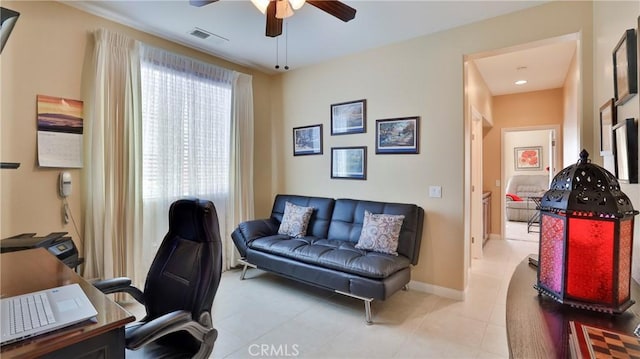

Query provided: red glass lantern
[535,150,639,313]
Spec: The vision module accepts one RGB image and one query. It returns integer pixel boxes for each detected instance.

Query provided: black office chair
[93,198,222,359]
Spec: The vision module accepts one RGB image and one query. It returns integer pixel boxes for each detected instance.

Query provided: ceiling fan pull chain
[284,21,289,70]
[275,36,280,69]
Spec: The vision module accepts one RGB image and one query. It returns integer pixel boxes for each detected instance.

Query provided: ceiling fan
[189,0,356,38]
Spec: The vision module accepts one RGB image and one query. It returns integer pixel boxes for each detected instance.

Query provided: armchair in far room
[505,175,549,222]
[93,198,223,359]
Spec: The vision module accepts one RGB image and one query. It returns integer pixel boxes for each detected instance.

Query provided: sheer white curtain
[83,29,144,288]
[227,73,255,269]
[140,45,249,273]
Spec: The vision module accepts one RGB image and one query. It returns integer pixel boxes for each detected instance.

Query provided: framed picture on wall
[514,146,542,171]
[612,29,638,106]
[293,124,322,156]
[331,99,366,135]
[613,118,638,184]
[375,116,420,154]
[331,146,367,180]
[599,98,616,156]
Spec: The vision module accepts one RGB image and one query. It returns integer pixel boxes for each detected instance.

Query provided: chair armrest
[92,277,145,305]
[125,310,217,351]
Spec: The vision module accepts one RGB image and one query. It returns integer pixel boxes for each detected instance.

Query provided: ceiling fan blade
[189,0,218,7]
[307,0,356,22]
[265,1,283,37]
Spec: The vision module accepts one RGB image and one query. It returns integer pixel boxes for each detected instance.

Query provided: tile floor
[504,220,539,243]
[123,237,538,358]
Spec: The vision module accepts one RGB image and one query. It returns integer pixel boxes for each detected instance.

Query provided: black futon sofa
[231,194,425,323]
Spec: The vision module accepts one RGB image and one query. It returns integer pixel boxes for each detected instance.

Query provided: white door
[548,130,556,183]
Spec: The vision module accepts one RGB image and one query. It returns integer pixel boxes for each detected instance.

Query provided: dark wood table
[0,248,135,358]
[506,255,640,358]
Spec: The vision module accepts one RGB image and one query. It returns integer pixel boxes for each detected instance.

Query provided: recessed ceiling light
[515,80,528,85]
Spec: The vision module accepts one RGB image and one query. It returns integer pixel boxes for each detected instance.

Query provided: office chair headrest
[168,198,217,243]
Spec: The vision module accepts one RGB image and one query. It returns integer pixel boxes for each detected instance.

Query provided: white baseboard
[489,233,501,240]
[408,280,465,301]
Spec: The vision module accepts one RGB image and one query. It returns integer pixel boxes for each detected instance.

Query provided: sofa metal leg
[238,258,256,280]
[240,264,249,280]
[403,284,409,291]
[364,299,373,325]
[335,290,374,324]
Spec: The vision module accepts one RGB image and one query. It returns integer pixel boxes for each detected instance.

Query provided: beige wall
[485,89,564,237]
[0,1,274,252]
[466,60,493,259]
[593,1,640,281]
[275,1,593,293]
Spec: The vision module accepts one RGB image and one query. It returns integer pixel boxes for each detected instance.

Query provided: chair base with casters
[93,198,223,358]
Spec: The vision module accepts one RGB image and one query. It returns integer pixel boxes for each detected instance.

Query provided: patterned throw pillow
[355,210,405,255]
[277,202,314,238]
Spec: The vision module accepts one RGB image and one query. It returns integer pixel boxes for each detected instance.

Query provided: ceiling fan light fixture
[289,0,305,10]
[276,0,294,19]
[251,0,269,14]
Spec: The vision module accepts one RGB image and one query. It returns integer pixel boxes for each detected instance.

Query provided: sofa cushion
[327,199,423,264]
[278,202,314,238]
[248,236,411,279]
[355,211,404,255]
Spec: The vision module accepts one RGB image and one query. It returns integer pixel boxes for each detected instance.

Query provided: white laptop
[1,283,98,346]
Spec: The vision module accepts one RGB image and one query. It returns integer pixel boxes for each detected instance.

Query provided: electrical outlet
[429,186,442,198]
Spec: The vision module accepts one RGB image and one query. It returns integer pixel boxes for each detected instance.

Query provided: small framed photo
[599,98,616,155]
[514,146,542,170]
[613,118,638,184]
[331,146,367,180]
[293,124,323,156]
[613,29,638,106]
[375,116,420,154]
[331,99,366,135]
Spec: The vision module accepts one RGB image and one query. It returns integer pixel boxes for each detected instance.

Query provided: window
[140,57,232,201]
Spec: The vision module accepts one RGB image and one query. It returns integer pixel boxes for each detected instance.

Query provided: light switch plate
[429,186,442,198]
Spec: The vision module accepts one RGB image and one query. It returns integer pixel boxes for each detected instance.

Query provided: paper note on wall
[37,131,82,168]
[36,95,83,168]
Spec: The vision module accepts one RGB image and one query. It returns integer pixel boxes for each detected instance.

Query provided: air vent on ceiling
[190,27,212,39]
[188,27,229,44]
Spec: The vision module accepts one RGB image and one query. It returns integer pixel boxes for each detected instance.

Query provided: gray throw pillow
[277,202,314,238]
[355,210,405,255]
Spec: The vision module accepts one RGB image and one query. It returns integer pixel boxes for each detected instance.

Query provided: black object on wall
[0,7,20,54]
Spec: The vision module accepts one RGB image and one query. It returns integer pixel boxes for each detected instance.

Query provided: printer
[0,232,81,270]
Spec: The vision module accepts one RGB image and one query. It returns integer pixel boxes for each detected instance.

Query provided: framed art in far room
[331,99,366,135]
[599,98,616,156]
[331,146,366,180]
[293,124,322,156]
[375,116,420,154]
[514,146,542,171]
[612,28,638,106]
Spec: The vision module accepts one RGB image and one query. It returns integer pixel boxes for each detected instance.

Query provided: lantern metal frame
[534,150,638,314]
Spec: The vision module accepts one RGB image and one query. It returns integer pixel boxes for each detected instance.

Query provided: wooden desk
[506,256,640,358]
[0,248,135,358]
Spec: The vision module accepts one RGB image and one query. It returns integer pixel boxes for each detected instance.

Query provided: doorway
[465,33,579,270]
[501,126,559,242]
